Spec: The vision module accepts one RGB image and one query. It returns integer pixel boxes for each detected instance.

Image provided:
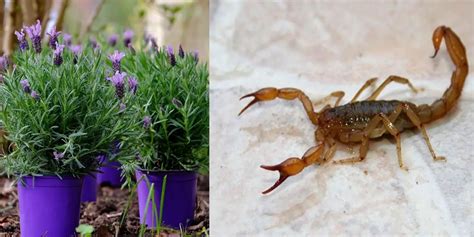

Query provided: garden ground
[0,175,209,236]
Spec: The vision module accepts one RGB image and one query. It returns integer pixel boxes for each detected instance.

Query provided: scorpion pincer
[239,26,468,194]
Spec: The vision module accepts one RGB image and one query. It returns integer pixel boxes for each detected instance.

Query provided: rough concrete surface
[210,1,473,236]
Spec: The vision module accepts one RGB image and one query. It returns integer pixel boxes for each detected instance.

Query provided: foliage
[0,28,137,178]
[120,45,208,174]
[76,224,94,237]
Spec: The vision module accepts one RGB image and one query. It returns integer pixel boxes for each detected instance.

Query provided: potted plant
[0,21,136,236]
[96,144,123,187]
[96,31,136,187]
[121,44,208,229]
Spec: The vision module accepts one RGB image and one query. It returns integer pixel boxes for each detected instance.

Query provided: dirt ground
[0,175,209,237]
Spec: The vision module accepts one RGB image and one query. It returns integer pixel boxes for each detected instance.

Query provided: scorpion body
[239,26,468,194]
[318,100,417,143]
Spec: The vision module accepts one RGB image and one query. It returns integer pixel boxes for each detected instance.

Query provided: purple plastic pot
[97,161,122,187]
[81,174,97,202]
[135,170,197,229]
[17,176,83,237]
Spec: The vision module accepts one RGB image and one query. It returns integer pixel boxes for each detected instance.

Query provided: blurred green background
[64,0,141,38]
[63,0,208,59]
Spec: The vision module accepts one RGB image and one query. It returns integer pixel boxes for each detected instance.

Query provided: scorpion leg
[314,91,345,107]
[333,137,369,165]
[260,144,325,194]
[367,75,418,101]
[321,136,337,163]
[239,87,318,124]
[321,142,337,164]
[396,103,446,161]
[314,129,336,164]
[334,113,408,170]
[351,77,378,102]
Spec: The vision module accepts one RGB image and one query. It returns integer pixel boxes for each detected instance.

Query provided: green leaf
[76,224,94,237]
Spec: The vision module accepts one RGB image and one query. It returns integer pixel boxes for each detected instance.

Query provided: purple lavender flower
[53,151,64,160]
[108,71,126,99]
[89,37,98,49]
[150,37,158,51]
[108,50,126,72]
[0,55,8,71]
[63,33,72,46]
[20,79,31,93]
[47,26,61,49]
[167,45,176,66]
[31,91,40,100]
[123,29,134,47]
[128,76,138,94]
[70,45,82,55]
[25,20,42,53]
[53,43,65,66]
[93,44,101,54]
[70,44,82,64]
[14,29,29,51]
[178,44,185,58]
[108,34,118,47]
[166,45,173,54]
[119,103,126,112]
[143,116,152,129]
[193,50,199,63]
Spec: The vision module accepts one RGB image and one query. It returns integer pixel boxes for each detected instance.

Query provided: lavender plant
[63,33,72,46]
[46,26,61,49]
[14,29,29,52]
[123,29,134,47]
[24,20,42,53]
[0,23,137,178]
[120,44,208,175]
[108,34,118,47]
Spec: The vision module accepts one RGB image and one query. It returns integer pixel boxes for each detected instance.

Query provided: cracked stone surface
[209,1,473,236]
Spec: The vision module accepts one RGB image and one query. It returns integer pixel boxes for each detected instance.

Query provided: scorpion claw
[238,98,258,116]
[261,173,289,195]
[260,164,280,171]
[239,88,279,116]
[259,157,306,194]
[260,164,291,194]
[239,93,254,100]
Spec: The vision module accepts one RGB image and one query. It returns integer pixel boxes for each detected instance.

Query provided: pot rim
[135,169,197,182]
[18,174,82,179]
[136,168,197,174]
[18,175,83,188]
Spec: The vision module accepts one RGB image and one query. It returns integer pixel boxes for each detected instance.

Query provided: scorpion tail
[417,26,468,123]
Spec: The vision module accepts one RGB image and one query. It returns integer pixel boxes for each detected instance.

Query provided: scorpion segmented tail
[416,26,469,123]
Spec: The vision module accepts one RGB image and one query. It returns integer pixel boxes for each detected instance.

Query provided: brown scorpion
[239,26,468,194]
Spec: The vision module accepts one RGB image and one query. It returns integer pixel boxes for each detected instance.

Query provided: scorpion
[239,26,468,194]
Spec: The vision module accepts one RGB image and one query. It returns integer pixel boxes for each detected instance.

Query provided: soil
[0,175,209,237]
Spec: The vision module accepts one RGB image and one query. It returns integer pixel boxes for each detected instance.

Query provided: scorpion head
[317,107,338,129]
